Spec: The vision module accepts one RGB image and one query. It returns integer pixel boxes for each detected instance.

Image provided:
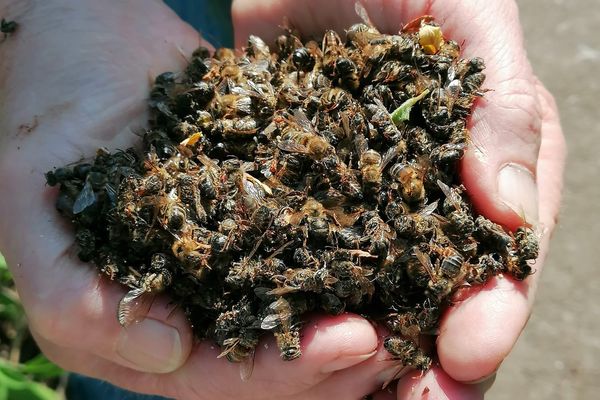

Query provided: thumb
[0,167,193,374]
[448,1,542,230]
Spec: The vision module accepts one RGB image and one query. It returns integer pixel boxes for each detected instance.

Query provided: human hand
[231,0,566,398]
[0,1,381,399]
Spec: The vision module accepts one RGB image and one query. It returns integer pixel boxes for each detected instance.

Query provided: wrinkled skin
[0,0,565,399]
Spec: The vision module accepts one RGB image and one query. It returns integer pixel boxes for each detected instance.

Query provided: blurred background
[1,0,598,399]
[488,0,600,398]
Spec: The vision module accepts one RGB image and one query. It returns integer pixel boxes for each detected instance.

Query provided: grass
[0,253,66,400]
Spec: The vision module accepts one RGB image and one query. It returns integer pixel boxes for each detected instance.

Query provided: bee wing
[277,140,310,155]
[416,200,438,217]
[354,1,375,27]
[117,288,154,327]
[380,145,402,170]
[235,96,253,114]
[291,109,314,133]
[198,154,220,179]
[436,180,461,211]
[239,347,256,382]
[328,207,362,227]
[413,247,435,280]
[267,286,300,296]
[354,133,369,157]
[261,314,282,330]
[217,337,241,359]
[72,179,96,214]
[243,174,273,199]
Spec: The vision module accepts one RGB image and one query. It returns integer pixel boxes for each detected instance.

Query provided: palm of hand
[0,0,565,399]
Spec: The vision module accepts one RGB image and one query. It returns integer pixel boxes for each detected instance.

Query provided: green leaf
[0,359,62,400]
[20,355,64,379]
[391,89,430,125]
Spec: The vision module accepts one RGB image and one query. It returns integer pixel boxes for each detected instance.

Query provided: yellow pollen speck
[419,24,444,55]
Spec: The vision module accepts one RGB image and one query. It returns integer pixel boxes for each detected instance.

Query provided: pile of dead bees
[46,13,538,375]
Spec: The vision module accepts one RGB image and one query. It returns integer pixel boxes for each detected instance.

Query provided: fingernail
[497,163,538,224]
[117,318,184,373]
[320,350,377,373]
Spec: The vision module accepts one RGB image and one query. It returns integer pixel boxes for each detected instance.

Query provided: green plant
[0,254,65,400]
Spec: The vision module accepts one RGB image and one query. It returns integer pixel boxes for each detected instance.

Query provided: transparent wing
[117,288,153,327]
[239,348,256,382]
[73,179,96,214]
[418,200,439,216]
[260,314,282,330]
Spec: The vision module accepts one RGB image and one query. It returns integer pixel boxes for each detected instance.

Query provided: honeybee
[171,225,212,277]
[335,57,361,91]
[346,2,380,47]
[382,336,432,387]
[217,335,258,381]
[384,311,422,339]
[177,172,207,223]
[322,30,346,74]
[117,254,173,327]
[474,216,512,252]
[412,246,464,302]
[213,93,252,117]
[365,98,403,142]
[277,109,333,161]
[246,35,271,61]
[261,297,301,360]
[292,47,316,72]
[437,180,474,237]
[356,137,403,196]
[362,210,395,255]
[389,158,429,203]
[393,200,439,238]
[268,266,337,296]
[507,226,539,280]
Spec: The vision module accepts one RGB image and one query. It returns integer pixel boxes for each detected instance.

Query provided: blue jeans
[66,1,231,399]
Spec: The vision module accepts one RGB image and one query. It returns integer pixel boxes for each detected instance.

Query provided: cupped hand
[0,1,381,399]
[232,0,566,398]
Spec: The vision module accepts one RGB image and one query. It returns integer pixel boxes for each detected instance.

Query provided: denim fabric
[165,0,234,47]
[66,2,232,399]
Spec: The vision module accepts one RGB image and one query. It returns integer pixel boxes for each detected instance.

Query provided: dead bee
[246,35,271,61]
[171,225,212,278]
[362,210,395,255]
[260,297,302,360]
[357,136,403,196]
[474,216,512,252]
[437,180,475,237]
[277,109,333,161]
[335,57,361,91]
[177,172,207,223]
[393,201,439,238]
[389,158,428,204]
[117,254,173,326]
[383,336,432,373]
[322,30,346,75]
[507,226,539,280]
[292,47,316,72]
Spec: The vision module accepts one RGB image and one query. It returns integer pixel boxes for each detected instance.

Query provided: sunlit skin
[0,0,565,399]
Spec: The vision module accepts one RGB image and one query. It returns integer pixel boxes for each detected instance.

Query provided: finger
[32,333,174,397]
[232,0,434,47]
[395,366,485,400]
[437,79,566,382]
[170,313,378,399]
[300,328,434,399]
